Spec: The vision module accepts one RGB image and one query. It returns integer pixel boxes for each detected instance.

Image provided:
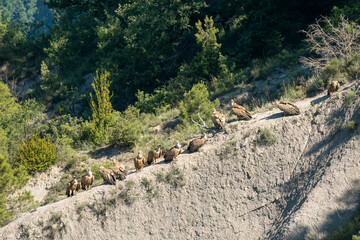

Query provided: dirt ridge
[1,82,360,240]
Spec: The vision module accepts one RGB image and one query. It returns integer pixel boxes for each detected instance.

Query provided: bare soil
[1,82,360,240]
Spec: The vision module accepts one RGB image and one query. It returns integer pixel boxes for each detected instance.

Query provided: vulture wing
[188,138,206,153]
[100,168,116,185]
[232,107,252,120]
[278,101,300,115]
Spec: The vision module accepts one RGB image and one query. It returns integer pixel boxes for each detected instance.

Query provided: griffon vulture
[147,145,162,165]
[66,177,81,197]
[188,134,207,153]
[164,141,183,162]
[99,166,117,185]
[134,152,146,172]
[328,81,340,96]
[81,168,95,190]
[277,101,300,116]
[211,109,226,130]
[231,99,252,120]
[109,164,127,180]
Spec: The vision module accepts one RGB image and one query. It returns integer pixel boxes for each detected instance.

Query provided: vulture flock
[67,81,340,196]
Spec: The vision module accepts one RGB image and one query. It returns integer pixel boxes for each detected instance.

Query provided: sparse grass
[156,168,186,188]
[18,224,30,240]
[43,212,66,239]
[245,130,251,138]
[76,203,88,221]
[260,128,277,145]
[344,90,356,108]
[333,117,343,130]
[306,73,326,93]
[118,180,139,205]
[281,82,306,100]
[345,121,358,131]
[141,178,160,200]
[87,196,117,228]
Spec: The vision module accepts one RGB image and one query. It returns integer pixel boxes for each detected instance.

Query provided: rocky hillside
[1,81,360,240]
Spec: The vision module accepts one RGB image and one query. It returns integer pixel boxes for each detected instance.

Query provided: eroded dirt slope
[1,82,360,240]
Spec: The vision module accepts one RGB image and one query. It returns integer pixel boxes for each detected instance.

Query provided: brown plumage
[109,165,127,180]
[277,101,300,115]
[211,109,226,129]
[188,134,207,153]
[99,166,116,185]
[164,142,183,162]
[134,152,146,171]
[66,178,81,197]
[112,159,127,173]
[231,99,252,120]
[231,99,246,111]
[147,145,162,165]
[81,168,95,190]
[328,81,340,96]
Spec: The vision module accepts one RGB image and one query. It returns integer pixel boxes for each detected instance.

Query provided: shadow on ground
[265,86,360,239]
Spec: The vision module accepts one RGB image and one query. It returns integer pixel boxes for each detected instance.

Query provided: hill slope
[1,82,360,240]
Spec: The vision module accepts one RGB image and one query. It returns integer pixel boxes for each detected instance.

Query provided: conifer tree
[90,70,113,145]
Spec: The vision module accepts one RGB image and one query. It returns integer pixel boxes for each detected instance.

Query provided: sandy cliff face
[1,82,360,240]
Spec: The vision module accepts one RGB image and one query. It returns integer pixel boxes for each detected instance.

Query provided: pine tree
[174,16,233,94]
[90,69,113,145]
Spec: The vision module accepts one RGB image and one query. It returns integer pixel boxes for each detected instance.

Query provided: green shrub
[179,83,220,126]
[345,121,358,131]
[16,133,58,173]
[344,91,356,108]
[156,167,186,188]
[260,128,277,145]
[110,106,143,147]
[0,154,29,226]
[306,74,326,92]
[282,82,306,100]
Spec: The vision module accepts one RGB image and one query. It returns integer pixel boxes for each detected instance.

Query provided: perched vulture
[147,145,162,165]
[109,164,127,180]
[66,177,81,197]
[277,101,300,115]
[211,109,226,130]
[231,99,247,111]
[112,159,128,179]
[188,134,207,153]
[99,166,116,185]
[81,168,95,190]
[134,152,146,172]
[328,81,340,96]
[164,141,183,162]
[231,100,252,120]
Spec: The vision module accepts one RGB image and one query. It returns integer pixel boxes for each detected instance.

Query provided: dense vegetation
[0,0,360,236]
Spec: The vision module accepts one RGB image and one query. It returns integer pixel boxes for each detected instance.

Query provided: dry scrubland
[1,82,360,240]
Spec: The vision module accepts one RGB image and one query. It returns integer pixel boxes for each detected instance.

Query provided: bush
[345,121,358,131]
[282,82,306,100]
[0,154,29,226]
[16,133,58,173]
[344,90,356,108]
[178,83,220,126]
[156,167,186,188]
[260,128,277,145]
[110,106,143,147]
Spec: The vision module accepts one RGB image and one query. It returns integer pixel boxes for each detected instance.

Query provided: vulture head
[176,141,181,149]
[213,108,217,114]
[137,151,143,158]
[202,133,207,140]
[231,99,235,106]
